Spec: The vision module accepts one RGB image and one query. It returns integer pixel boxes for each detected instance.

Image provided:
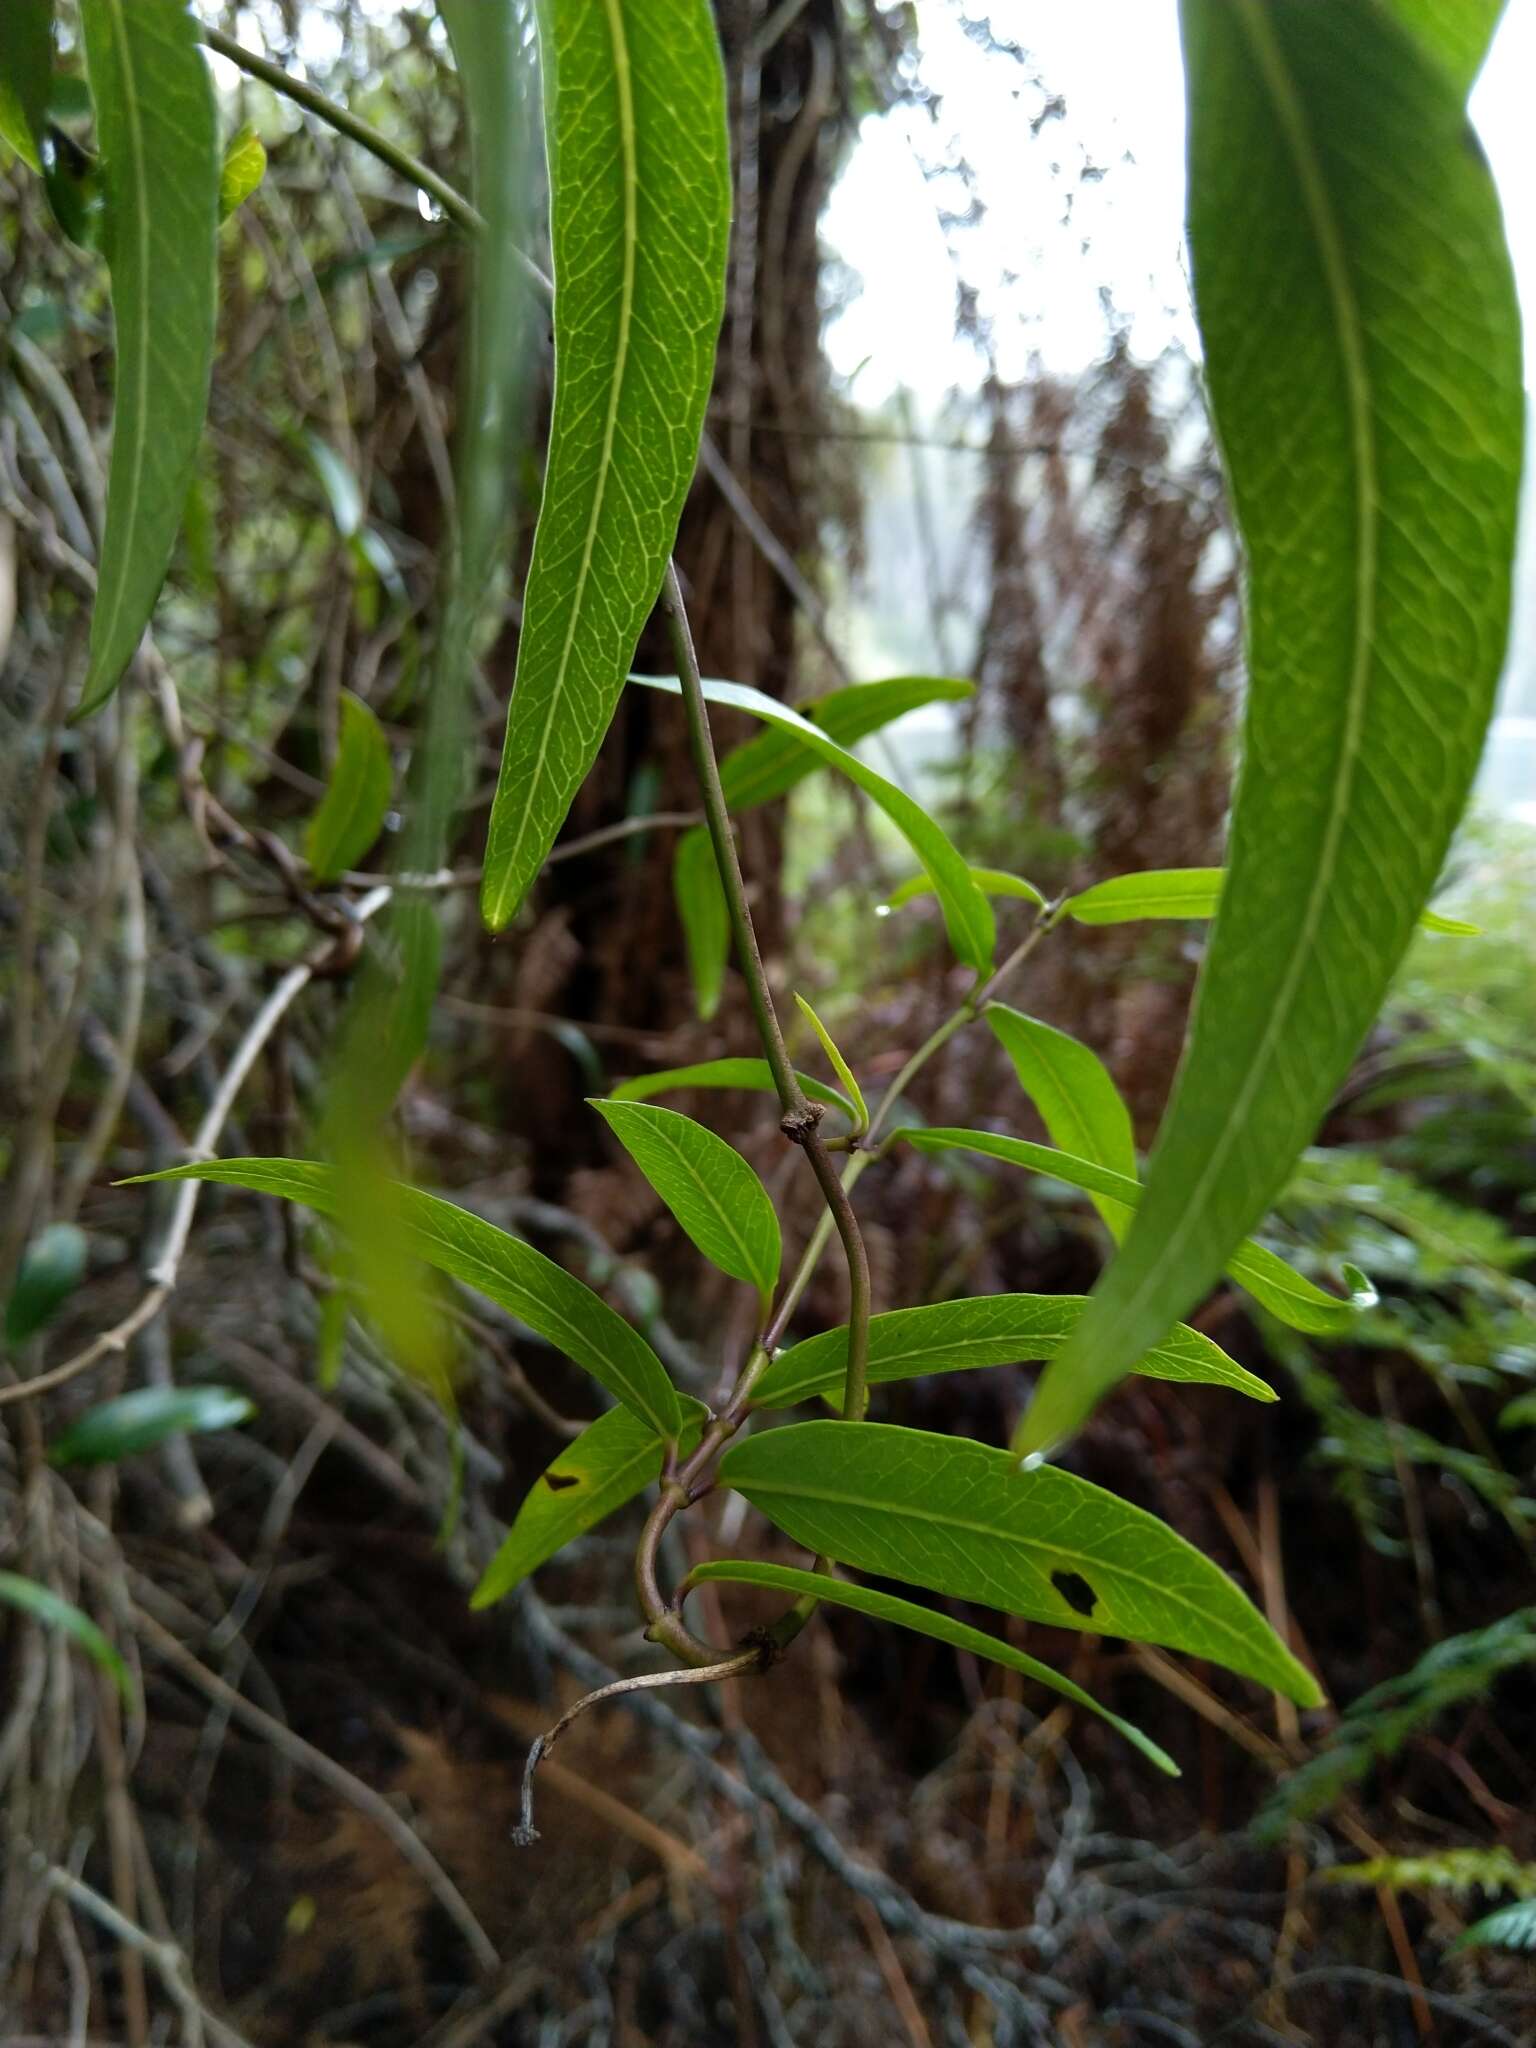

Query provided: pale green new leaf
[719,1422,1321,1703]
[47,1386,253,1466]
[1018,0,1522,1457]
[77,0,218,713]
[674,826,729,1021]
[632,673,996,974]
[305,693,393,880]
[882,866,1046,913]
[480,0,730,929]
[0,0,52,172]
[612,1057,855,1123]
[591,1098,779,1307]
[218,119,265,220]
[128,1159,683,1438]
[1062,867,1478,936]
[902,1127,1370,1335]
[986,1005,1136,1237]
[751,1293,1274,1410]
[0,1570,132,1702]
[689,1559,1178,1774]
[794,995,867,1135]
[472,1396,706,1607]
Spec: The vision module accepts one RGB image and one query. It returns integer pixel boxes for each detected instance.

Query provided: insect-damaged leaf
[719,1422,1321,1703]
[479,0,730,930]
[472,1397,706,1605]
[1016,0,1521,1457]
[77,0,218,713]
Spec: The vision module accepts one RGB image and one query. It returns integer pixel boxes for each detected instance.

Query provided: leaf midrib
[642,1118,771,1289]
[1105,0,1377,1325]
[487,0,639,920]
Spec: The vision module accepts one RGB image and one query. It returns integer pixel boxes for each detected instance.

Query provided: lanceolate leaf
[751,1294,1275,1411]
[633,673,996,974]
[719,1422,1321,1703]
[612,1058,855,1123]
[47,1385,253,1466]
[591,1099,780,1308]
[0,0,53,173]
[793,995,867,1134]
[688,1560,1179,1775]
[673,825,729,1021]
[1062,867,1479,936]
[77,0,218,714]
[902,1127,1369,1336]
[883,866,1046,914]
[305,693,393,880]
[472,1396,706,1607]
[986,1006,1136,1237]
[479,0,730,930]
[128,1160,683,1439]
[0,1571,133,1702]
[5,1221,87,1345]
[720,675,975,815]
[1017,0,1523,1457]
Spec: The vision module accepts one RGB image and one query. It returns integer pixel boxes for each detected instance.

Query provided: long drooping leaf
[591,1099,780,1309]
[633,674,996,974]
[129,1160,683,1439]
[305,693,393,880]
[47,1386,253,1466]
[479,0,730,929]
[688,1560,1178,1774]
[611,1058,856,1123]
[673,825,730,1021]
[472,1396,706,1607]
[751,1294,1274,1410]
[76,0,218,713]
[719,1422,1320,1702]
[0,1570,132,1701]
[0,0,53,172]
[901,1128,1370,1335]
[986,1005,1136,1236]
[1062,867,1477,935]
[1017,0,1522,1457]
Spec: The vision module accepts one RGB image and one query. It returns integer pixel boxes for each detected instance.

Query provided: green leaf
[611,1057,856,1123]
[794,995,867,1135]
[719,675,975,815]
[1017,0,1523,1458]
[479,0,730,930]
[986,1005,1136,1238]
[471,1396,707,1607]
[217,118,265,220]
[1453,1898,1536,1955]
[674,826,729,1022]
[688,1560,1178,1775]
[632,672,996,974]
[47,1385,254,1466]
[751,1293,1275,1410]
[126,1159,683,1439]
[591,1098,780,1309]
[5,1221,87,1346]
[901,1128,1369,1336]
[76,0,218,714]
[1381,0,1505,92]
[882,866,1046,914]
[719,1422,1321,1703]
[1062,867,1479,937]
[0,0,53,172]
[305,692,393,880]
[0,1570,132,1702]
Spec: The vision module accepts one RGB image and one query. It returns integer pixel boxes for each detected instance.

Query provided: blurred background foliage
[2,3,1534,2043]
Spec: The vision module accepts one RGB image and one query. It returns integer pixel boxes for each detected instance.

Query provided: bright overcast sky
[824,0,1536,404]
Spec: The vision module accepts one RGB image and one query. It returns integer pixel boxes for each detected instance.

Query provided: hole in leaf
[543,1472,581,1493]
[1051,1569,1097,1618]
